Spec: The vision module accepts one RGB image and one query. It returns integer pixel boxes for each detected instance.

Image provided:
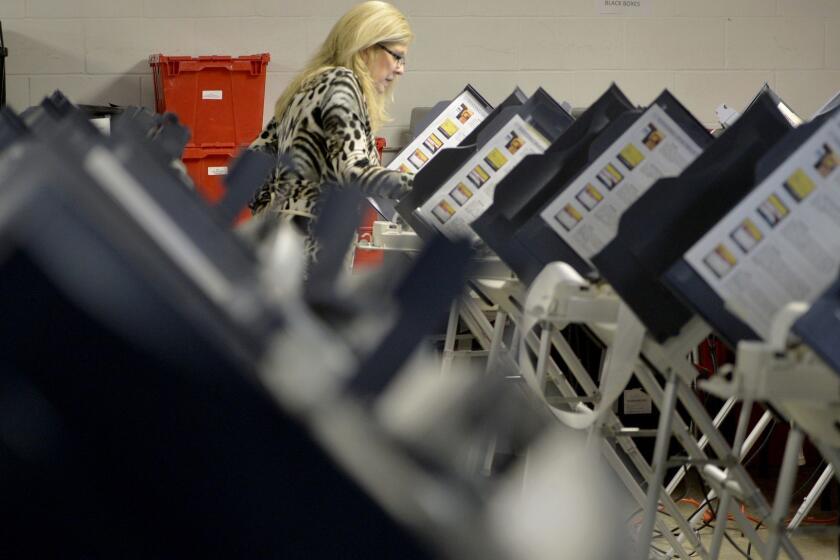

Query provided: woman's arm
[321,69,412,199]
[247,117,283,214]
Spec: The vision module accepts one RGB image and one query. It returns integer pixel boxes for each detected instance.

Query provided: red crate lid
[149,53,270,64]
[149,53,270,75]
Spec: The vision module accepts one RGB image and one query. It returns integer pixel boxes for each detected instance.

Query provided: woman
[248,1,413,260]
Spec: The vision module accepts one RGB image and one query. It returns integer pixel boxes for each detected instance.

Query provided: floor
[654,511,838,559]
[649,466,839,559]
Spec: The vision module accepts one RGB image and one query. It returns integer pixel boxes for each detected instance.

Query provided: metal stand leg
[665,397,736,495]
[667,410,774,558]
[638,370,680,559]
[708,399,754,558]
[600,438,695,560]
[484,311,508,375]
[534,323,552,392]
[479,311,508,476]
[520,322,556,489]
[741,411,774,461]
[766,427,805,560]
[440,300,460,376]
[788,463,834,530]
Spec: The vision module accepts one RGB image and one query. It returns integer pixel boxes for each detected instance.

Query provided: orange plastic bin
[181,146,240,203]
[182,145,251,223]
[150,53,270,147]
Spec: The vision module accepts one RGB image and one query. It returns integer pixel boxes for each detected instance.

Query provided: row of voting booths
[1,79,840,559]
[366,81,840,559]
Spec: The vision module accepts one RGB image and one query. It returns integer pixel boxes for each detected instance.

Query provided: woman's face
[368,43,407,93]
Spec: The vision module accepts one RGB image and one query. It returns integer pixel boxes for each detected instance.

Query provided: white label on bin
[208,166,228,176]
[202,90,223,100]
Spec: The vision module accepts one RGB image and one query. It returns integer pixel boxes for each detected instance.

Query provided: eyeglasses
[377,43,406,68]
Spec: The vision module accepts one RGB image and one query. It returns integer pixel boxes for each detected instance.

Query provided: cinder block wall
[2,0,839,147]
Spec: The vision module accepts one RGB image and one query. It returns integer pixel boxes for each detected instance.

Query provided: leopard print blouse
[248,67,412,225]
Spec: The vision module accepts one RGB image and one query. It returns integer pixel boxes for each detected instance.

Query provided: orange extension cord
[677,498,838,526]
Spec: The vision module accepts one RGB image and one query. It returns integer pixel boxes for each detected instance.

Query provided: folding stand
[432,271,730,559]
[429,277,697,559]
[700,303,840,559]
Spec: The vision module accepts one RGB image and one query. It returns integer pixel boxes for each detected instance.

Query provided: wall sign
[597,0,652,16]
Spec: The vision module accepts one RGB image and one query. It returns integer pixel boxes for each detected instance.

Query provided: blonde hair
[274,1,412,131]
